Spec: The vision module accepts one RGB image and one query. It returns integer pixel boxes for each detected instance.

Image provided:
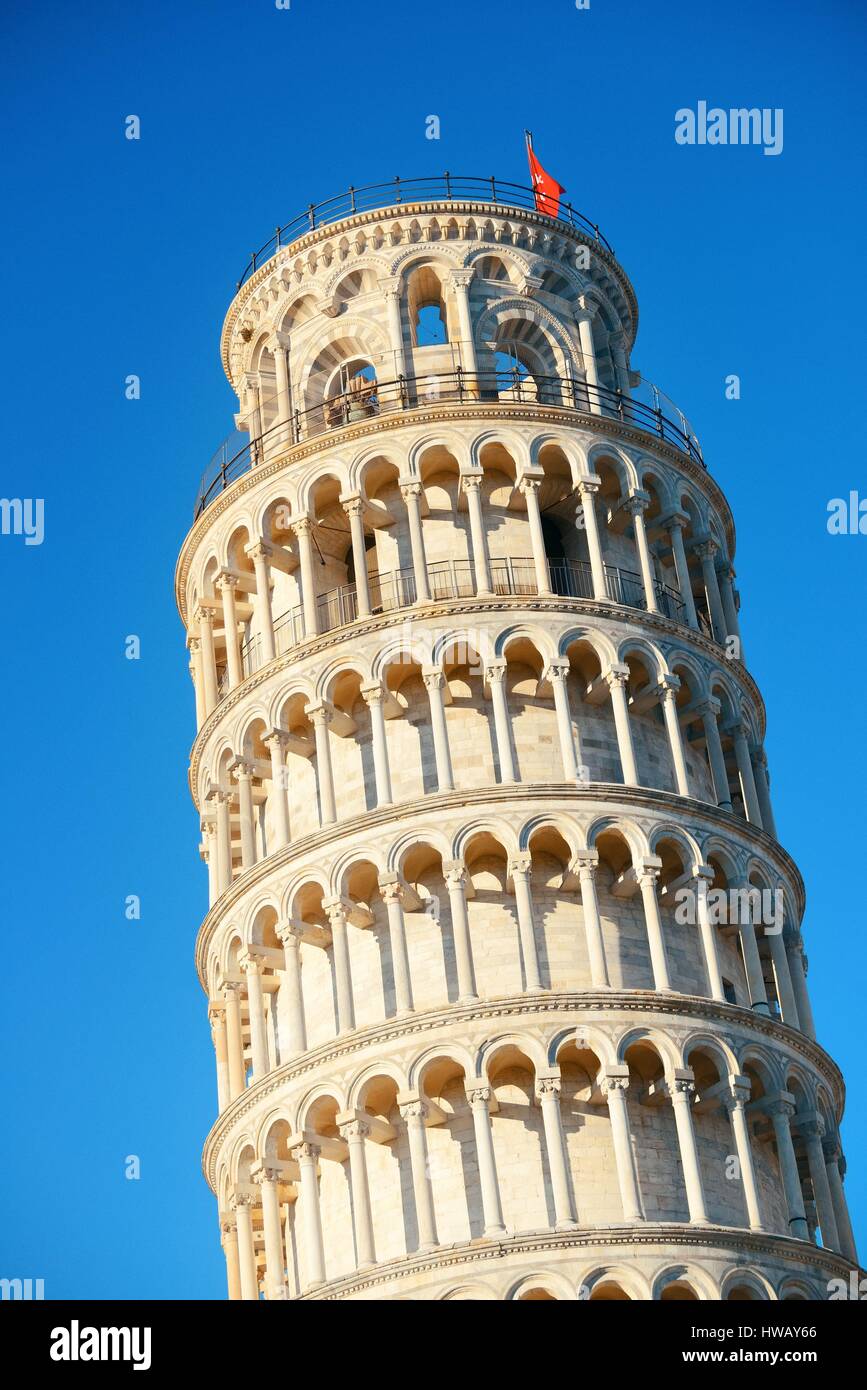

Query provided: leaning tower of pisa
[175,176,858,1302]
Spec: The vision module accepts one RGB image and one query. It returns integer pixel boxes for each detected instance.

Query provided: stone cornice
[193,781,805,986]
[293,1225,860,1300]
[199,989,845,1190]
[175,404,734,618]
[185,595,765,798]
[220,198,638,378]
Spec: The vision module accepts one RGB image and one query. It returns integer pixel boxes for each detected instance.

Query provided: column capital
[377,274,402,299]
[244,539,273,563]
[360,682,385,706]
[229,1191,255,1211]
[822,1136,842,1165]
[692,537,720,562]
[766,1093,797,1121]
[517,475,542,497]
[635,854,663,885]
[194,604,215,628]
[340,492,366,519]
[229,756,255,781]
[377,872,407,906]
[535,1075,562,1101]
[251,1164,283,1186]
[576,472,602,496]
[215,570,239,592]
[421,666,445,691]
[485,660,508,684]
[656,673,682,699]
[290,513,314,537]
[658,508,689,532]
[544,659,571,683]
[304,700,333,727]
[238,953,263,977]
[338,1118,370,1142]
[290,1141,321,1163]
[694,696,722,720]
[466,1084,492,1108]
[262,725,289,749]
[398,1098,428,1122]
[275,919,303,948]
[571,850,600,876]
[670,1076,697,1099]
[442,859,468,890]
[599,1067,630,1094]
[399,478,423,500]
[447,267,475,289]
[460,470,484,494]
[724,1074,752,1108]
[624,488,651,516]
[508,853,532,879]
[604,663,630,690]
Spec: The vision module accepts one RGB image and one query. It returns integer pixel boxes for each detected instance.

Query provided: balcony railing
[235,174,613,289]
[223,556,688,692]
[195,372,704,519]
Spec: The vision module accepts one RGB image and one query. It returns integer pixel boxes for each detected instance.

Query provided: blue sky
[0,0,864,1298]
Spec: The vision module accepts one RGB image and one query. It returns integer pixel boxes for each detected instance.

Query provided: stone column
[609,330,632,397]
[626,494,659,613]
[546,661,581,782]
[577,475,607,598]
[767,927,799,1028]
[670,1079,709,1223]
[733,889,771,1015]
[536,1076,577,1228]
[263,730,290,848]
[486,661,517,783]
[461,473,492,594]
[380,276,408,380]
[422,669,454,791]
[399,1099,438,1250]
[607,666,638,786]
[574,852,610,987]
[361,683,393,806]
[323,897,355,1033]
[217,574,243,689]
[508,854,543,991]
[339,1119,376,1268]
[291,517,320,636]
[203,821,218,905]
[697,698,732,810]
[448,269,478,375]
[232,759,257,871]
[601,1074,643,1222]
[306,702,336,825]
[693,867,725,1002]
[240,956,269,1080]
[519,476,553,595]
[270,335,292,440]
[254,1167,287,1299]
[399,479,431,602]
[223,983,246,1098]
[723,1078,764,1231]
[730,722,763,826]
[342,495,372,618]
[292,1142,326,1287]
[785,936,816,1040]
[378,876,414,1014]
[799,1119,839,1252]
[232,1194,259,1300]
[189,639,206,729]
[769,1099,809,1241]
[209,1007,229,1112]
[665,515,699,629]
[576,308,601,412]
[196,607,219,715]
[443,861,478,1002]
[212,790,232,894]
[220,1216,242,1301]
[751,746,778,839]
[824,1140,859,1264]
[659,675,690,796]
[466,1086,506,1236]
[718,562,742,644]
[247,542,276,663]
[695,540,727,644]
[276,923,307,1055]
[637,860,672,992]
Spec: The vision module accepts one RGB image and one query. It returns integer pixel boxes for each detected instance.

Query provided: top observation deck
[233,174,614,291]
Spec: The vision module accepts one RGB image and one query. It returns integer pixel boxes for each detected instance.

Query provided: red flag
[525,131,566,218]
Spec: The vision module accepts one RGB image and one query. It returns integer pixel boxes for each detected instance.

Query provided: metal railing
[235,174,612,289]
[225,555,687,690]
[194,371,704,518]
